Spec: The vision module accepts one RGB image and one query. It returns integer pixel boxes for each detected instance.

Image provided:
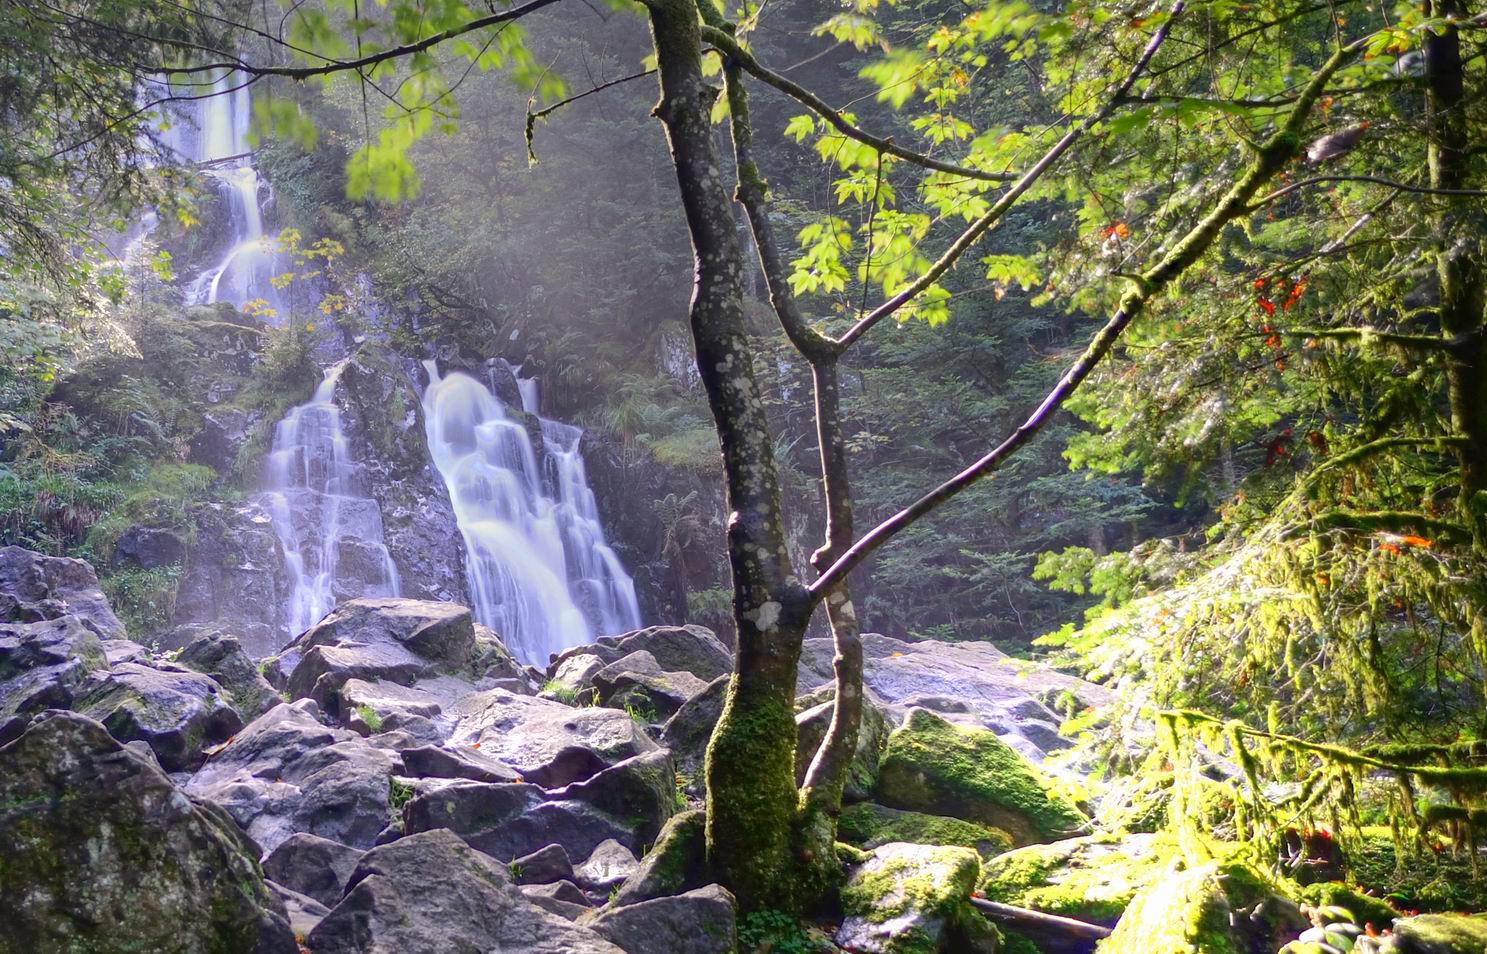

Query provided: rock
[401,779,638,861]
[553,624,731,682]
[0,710,296,954]
[400,742,522,783]
[575,839,640,895]
[171,501,286,657]
[262,832,367,908]
[335,674,472,732]
[514,843,577,884]
[0,546,125,638]
[451,688,659,786]
[589,884,739,954]
[548,749,679,849]
[798,632,1112,760]
[837,842,1000,954]
[795,691,890,802]
[1373,914,1487,953]
[102,636,151,666]
[591,649,709,720]
[546,651,608,700]
[0,616,108,723]
[660,675,728,795]
[185,699,397,852]
[76,661,244,771]
[190,407,258,472]
[175,629,281,720]
[113,525,187,569]
[269,881,332,939]
[838,802,1013,861]
[521,885,592,921]
[610,810,709,907]
[529,879,592,906]
[306,828,625,953]
[1099,861,1305,954]
[978,833,1165,926]
[876,708,1087,845]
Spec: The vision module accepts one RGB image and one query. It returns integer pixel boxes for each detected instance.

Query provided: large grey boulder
[401,780,640,861]
[0,710,296,954]
[547,749,679,849]
[660,675,728,797]
[185,699,397,852]
[591,650,709,720]
[175,629,281,720]
[837,842,998,954]
[400,741,522,783]
[307,829,625,953]
[451,688,659,786]
[112,525,187,569]
[589,884,739,954]
[0,546,124,638]
[795,688,891,802]
[0,616,108,732]
[610,810,709,907]
[551,624,731,682]
[575,839,640,895]
[77,661,244,772]
[798,632,1112,760]
[262,832,366,908]
[513,843,577,885]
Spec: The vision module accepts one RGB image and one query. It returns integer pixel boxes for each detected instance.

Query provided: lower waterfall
[262,362,401,639]
[422,360,641,664]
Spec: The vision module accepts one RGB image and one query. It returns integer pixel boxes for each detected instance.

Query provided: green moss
[1294,882,1400,931]
[838,802,1013,860]
[875,708,1087,844]
[1391,913,1487,951]
[840,843,1000,954]
[980,833,1173,925]
[1096,862,1241,954]
[1348,826,1487,913]
[354,704,384,733]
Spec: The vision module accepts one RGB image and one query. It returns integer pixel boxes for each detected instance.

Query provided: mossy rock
[875,708,1087,845]
[1347,827,1487,914]
[1295,881,1401,932]
[839,802,1014,861]
[1097,861,1305,954]
[837,842,999,954]
[979,832,1173,925]
[1378,913,1487,953]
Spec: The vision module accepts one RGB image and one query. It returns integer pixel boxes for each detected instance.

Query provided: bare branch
[526,68,654,162]
[1249,174,1487,210]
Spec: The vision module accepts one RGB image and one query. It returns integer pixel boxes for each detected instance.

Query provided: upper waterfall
[159,71,283,314]
[261,362,401,640]
[422,360,641,664]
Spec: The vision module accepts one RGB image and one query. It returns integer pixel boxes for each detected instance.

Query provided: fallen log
[969,898,1113,942]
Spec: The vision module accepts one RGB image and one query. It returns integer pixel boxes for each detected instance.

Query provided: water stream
[261,363,401,639]
[422,360,641,664]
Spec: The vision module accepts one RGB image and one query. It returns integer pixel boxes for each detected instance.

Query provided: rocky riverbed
[4,543,1484,954]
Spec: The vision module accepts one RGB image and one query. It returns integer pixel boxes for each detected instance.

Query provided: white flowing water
[262,363,401,639]
[422,360,641,664]
[159,71,283,314]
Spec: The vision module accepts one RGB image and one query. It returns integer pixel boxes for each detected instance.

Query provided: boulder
[1372,914,1487,953]
[548,749,679,849]
[528,879,592,906]
[185,699,397,852]
[297,598,476,668]
[876,708,1087,845]
[112,525,187,569]
[838,802,1013,861]
[262,832,367,908]
[0,710,296,954]
[76,661,243,771]
[610,810,709,907]
[552,624,731,682]
[0,616,108,728]
[591,650,709,720]
[171,501,285,658]
[514,843,577,884]
[979,833,1166,928]
[401,779,639,861]
[837,842,1000,954]
[798,632,1112,760]
[520,885,592,921]
[659,675,728,796]
[795,690,890,802]
[269,881,332,940]
[306,829,625,953]
[451,688,659,786]
[400,742,522,783]
[0,546,124,638]
[546,651,608,701]
[102,636,151,666]
[175,629,281,720]
[575,839,640,895]
[589,884,739,954]
[1099,861,1305,954]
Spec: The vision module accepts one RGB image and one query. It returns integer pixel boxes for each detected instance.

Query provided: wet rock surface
[0,546,124,638]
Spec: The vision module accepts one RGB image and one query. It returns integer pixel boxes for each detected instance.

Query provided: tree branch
[701,25,1018,183]
[526,68,654,162]
[1249,174,1487,211]
[810,37,1364,598]
[832,0,1188,350]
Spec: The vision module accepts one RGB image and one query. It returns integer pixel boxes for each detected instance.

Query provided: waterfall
[261,362,401,639]
[422,360,641,664]
[161,71,284,314]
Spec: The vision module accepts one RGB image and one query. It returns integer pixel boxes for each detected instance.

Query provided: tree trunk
[1424,0,1487,541]
[644,0,812,911]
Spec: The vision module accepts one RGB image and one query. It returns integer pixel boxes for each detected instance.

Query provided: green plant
[623,692,658,726]
[508,862,524,881]
[388,777,415,818]
[541,679,580,706]
[355,704,384,733]
[737,910,832,954]
[97,563,182,637]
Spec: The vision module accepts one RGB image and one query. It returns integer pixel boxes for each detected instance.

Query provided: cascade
[261,362,401,640]
[422,360,641,664]
[160,71,284,314]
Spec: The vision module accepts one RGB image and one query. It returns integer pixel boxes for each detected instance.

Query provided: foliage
[99,564,183,636]
[737,909,834,954]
